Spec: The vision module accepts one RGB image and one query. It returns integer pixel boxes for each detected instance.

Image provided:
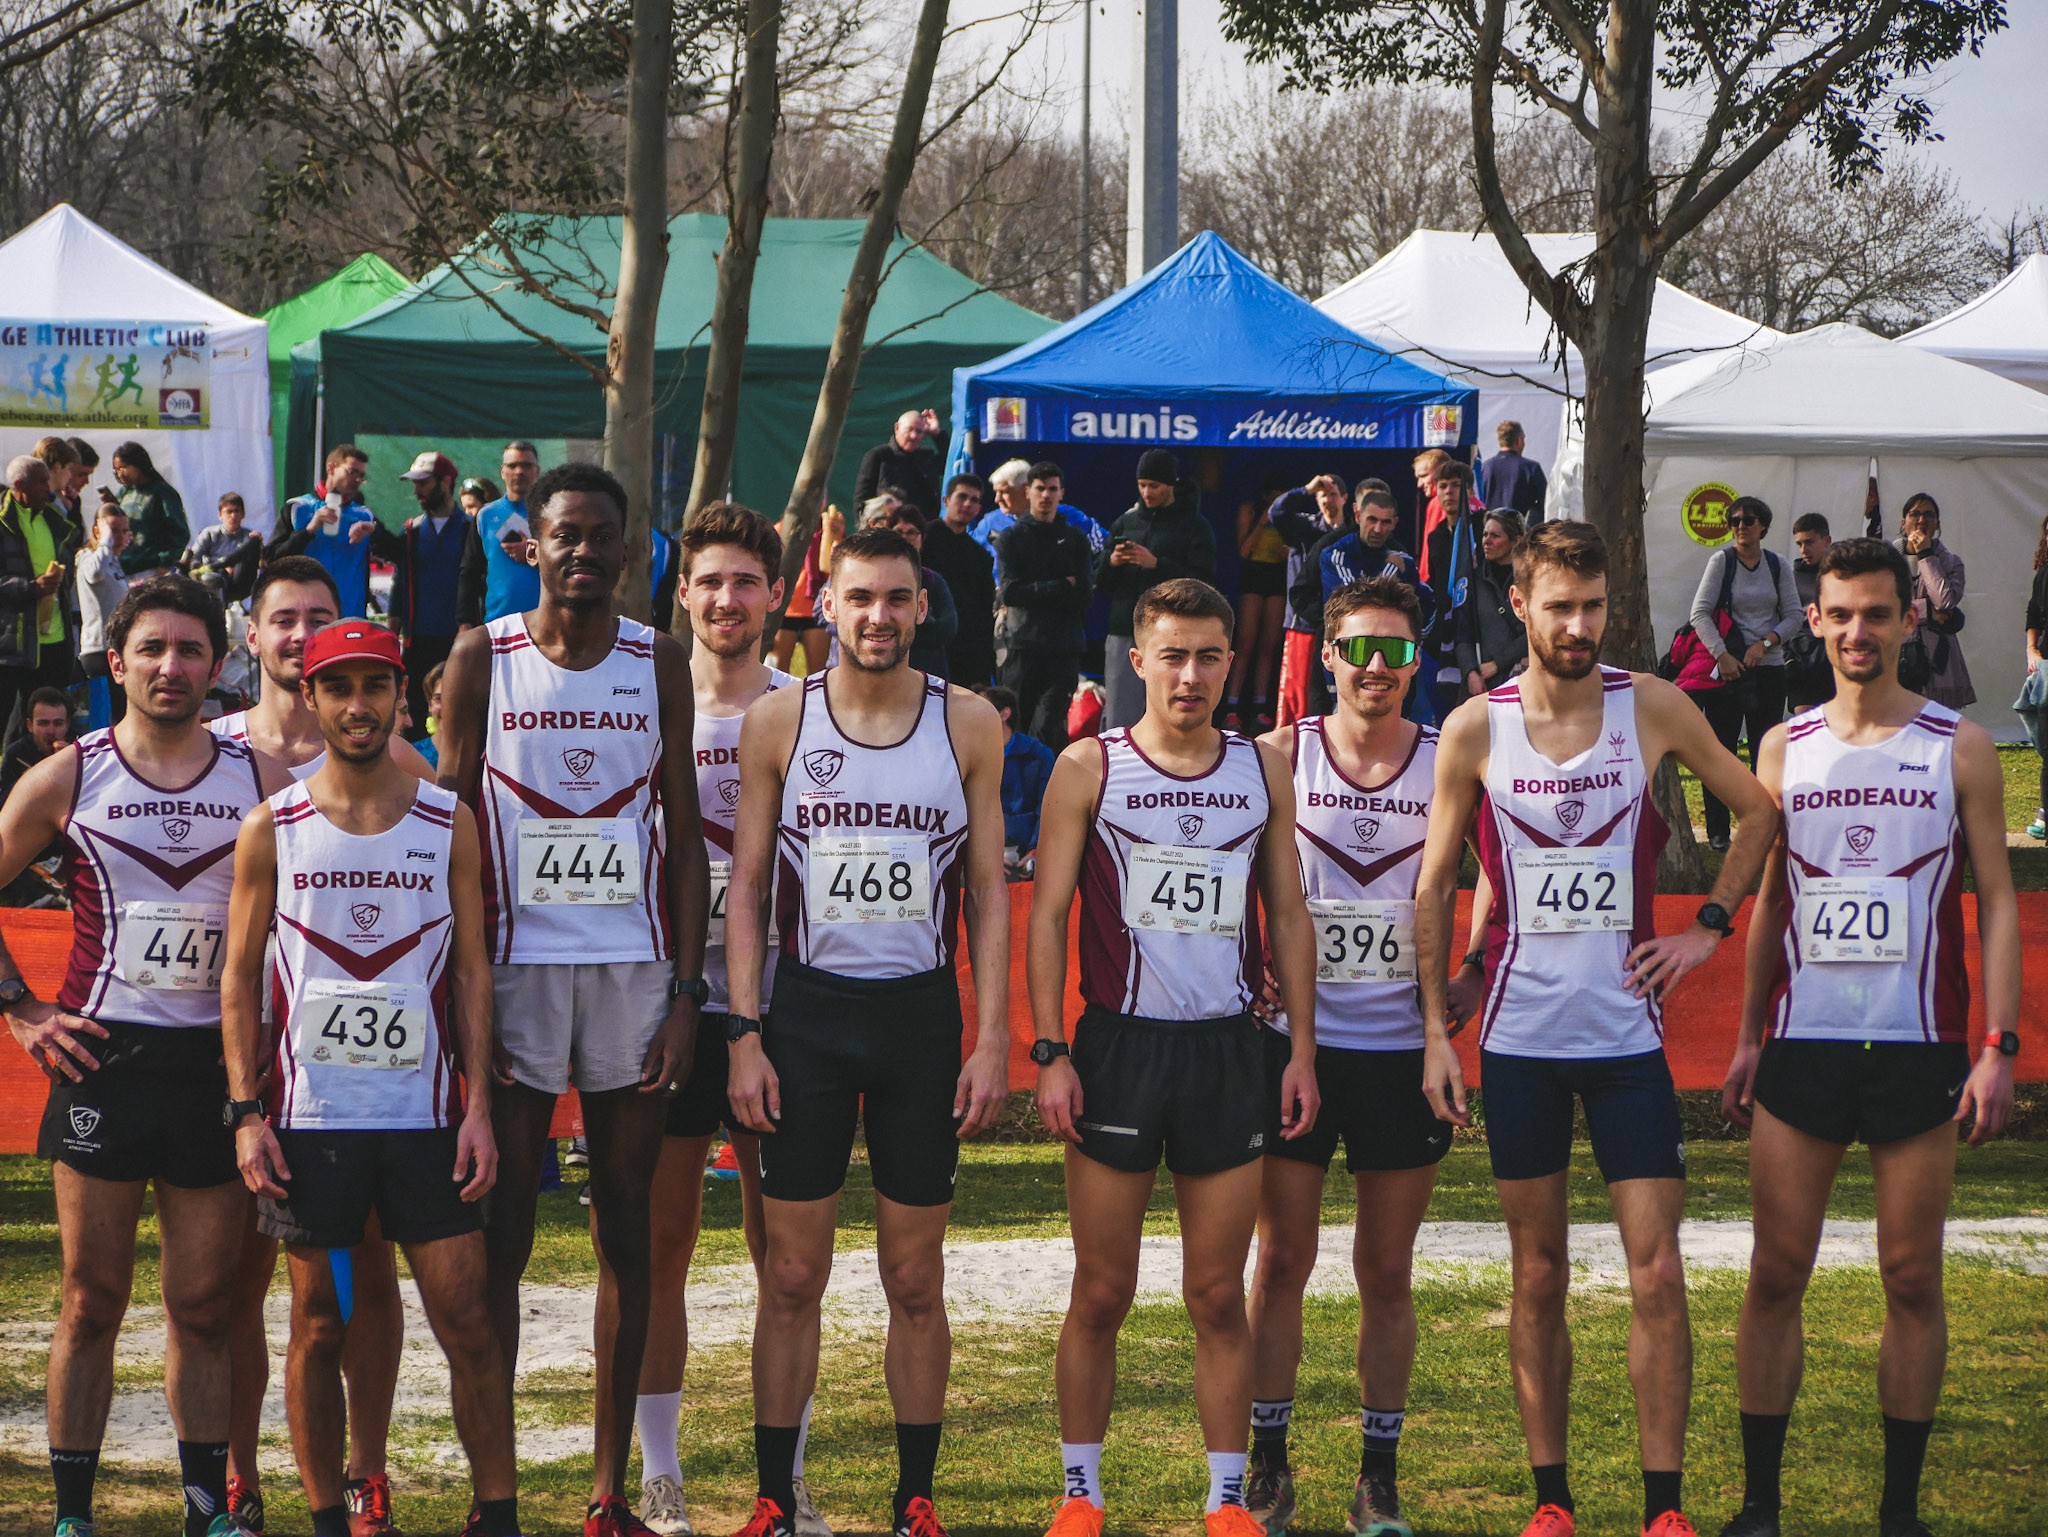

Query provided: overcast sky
[960,0,2048,226]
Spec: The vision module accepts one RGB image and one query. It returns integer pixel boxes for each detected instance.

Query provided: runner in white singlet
[724,527,1010,1537]
[221,620,519,1537]
[1029,578,1317,1537]
[1245,575,1490,1537]
[1412,522,1778,1537]
[435,463,710,1531]
[1716,540,2018,1537]
[0,576,295,1537]
[212,555,428,1532]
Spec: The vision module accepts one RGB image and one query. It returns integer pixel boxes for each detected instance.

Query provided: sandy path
[4,1217,2042,1468]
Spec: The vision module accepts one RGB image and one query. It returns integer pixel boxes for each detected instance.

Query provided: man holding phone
[273,444,381,618]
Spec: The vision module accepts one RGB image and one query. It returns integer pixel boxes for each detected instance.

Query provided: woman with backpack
[1686,495,1803,850]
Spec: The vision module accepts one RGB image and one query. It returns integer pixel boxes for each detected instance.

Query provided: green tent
[285,214,1052,523]
[259,254,411,507]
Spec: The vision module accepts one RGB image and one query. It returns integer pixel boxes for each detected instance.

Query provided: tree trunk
[605,0,671,624]
[776,0,949,536]
[678,0,780,571]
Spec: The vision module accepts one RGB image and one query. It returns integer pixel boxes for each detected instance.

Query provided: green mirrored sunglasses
[1329,634,1419,668]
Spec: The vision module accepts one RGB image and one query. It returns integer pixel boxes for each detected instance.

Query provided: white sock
[1207,1450,1248,1513]
[1060,1442,1105,1509]
[794,1394,813,1479]
[636,1390,683,1486]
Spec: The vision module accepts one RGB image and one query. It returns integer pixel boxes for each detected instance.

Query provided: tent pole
[1079,0,1091,310]
[312,363,325,490]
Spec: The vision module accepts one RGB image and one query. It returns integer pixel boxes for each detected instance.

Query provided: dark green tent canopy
[259,253,410,505]
[286,214,1052,519]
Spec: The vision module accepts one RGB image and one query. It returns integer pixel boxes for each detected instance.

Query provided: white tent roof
[1900,253,2048,392]
[0,204,272,528]
[1317,230,1774,376]
[1638,321,2048,457]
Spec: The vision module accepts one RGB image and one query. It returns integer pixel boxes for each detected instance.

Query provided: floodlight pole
[1126,0,1176,283]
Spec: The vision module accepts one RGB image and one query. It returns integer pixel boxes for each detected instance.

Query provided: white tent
[1901,254,2048,393]
[1553,322,2048,739]
[0,204,271,537]
[1316,230,1775,474]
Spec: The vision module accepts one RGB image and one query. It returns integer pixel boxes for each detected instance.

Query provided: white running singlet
[1475,667,1667,1057]
[1282,717,1436,1050]
[1771,703,1967,1044]
[268,782,460,1129]
[774,672,968,978]
[58,728,265,1029]
[211,711,323,781]
[698,667,793,1011]
[1078,728,1270,1021]
[477,615,668,965]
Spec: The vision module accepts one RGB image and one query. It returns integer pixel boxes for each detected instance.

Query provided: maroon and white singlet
[211,710,323,782]
[774,672,968,979]
[58,728,266,1029]
[697,668,793,1012]
[1078,728,1269,1021]
[1770,702,1967,1043]
[1475,667,1668,1056]
[267,782,460,1129]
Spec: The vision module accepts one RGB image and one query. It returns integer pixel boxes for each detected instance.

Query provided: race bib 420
[1796,876,1908,963]
[1512,846,1633,933]
[518,818,640,906]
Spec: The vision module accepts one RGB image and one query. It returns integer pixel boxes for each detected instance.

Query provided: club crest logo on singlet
[562,747,596,779]
[1556,799,1585,832]
[1353,817,1380,848]
[1177,813,1203,841]
[1845,825,1876,856]
[717,778,740,809]
[803,748,845,787]
[351,904,381,932]
[162,817,191,844]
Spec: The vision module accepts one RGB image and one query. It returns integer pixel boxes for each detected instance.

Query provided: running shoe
[1715,1511,1779,1537]
[1244,1462,1296,1534]
[580,1184,593,1207]
[227,1478,266,1535]
[1517,1506,1575,1537]
[587,1495,658,1537]
[731,1497,793,1537]
[1206,1505,1266,1537]
[1642,1515,1698,1537]
[1878,1520,1935,1537]
[458,1508,529,1537]
[1346,1473,1412,1536]
[1043,1497,1105,1537]
[1222,712,1244,731]
[639,1475,693,1536]
[2028,812,2046,840]
[791,1478,833,1537]
[346,1474,403,1537]
[565,1136,591,1168]
[206,1516,259,1537]
[709,1141,740,1182]
[893,1497,949,1537]
[53,1520,97,1537]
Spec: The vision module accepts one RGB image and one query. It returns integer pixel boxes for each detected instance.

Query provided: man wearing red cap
[222,621,519,1537]
[391,451,482,741]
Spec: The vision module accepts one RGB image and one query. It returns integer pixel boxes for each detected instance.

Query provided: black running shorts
[1480,1047,1687,1183]
[1071,1006,1268,1177]
[1753,1038,1972,1148]
[666,1012,750,1140]
[757,958,963,1207]
[258,1127,483,1249]
[38,1021,239,1188]
[1263,1033,1452,1174]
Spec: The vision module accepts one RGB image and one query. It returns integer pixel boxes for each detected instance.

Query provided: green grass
[6,1265,2040,1536]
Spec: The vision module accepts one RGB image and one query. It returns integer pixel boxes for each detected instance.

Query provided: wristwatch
[725,1014,762,1043]
[1462,949,1487,972]
[1029,1038,1071,1066]
[222,1097,264,1129]
[1991,1030,2020,1059]
[669,976,708,1004]
[1696,901,1735,939]
[0,977,28,1007]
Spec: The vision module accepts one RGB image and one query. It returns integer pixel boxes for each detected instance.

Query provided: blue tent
[949,231,1476,468]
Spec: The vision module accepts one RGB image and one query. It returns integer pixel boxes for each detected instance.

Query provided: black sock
[1879,1415,1933,1522]
[178,1439,229,1537]
[1250,1399,1292,1469]
[475,1496,520,1537]
[50,1448,98,1523]
[1532,1463,1573,1514]
[894,1421,943,1520]
[310,1506,352,1537]
[1361,1406,1404,1483]
[1740,1411,1790,1513]
[1643,1469,1682,1525]
[755,1423,802,1521]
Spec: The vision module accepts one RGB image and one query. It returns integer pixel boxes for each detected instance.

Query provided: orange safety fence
[0,894,2040,1153]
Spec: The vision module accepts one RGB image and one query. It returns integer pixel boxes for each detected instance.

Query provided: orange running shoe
[1206,1505,1266,1537]
[732,1497,793,1537]
[1044,1498,1106,1537]
[1641,1514,1697,1537]
[226,1477,265,1535]
[346,1475,402,1537]
[1518,1505,1574,1537]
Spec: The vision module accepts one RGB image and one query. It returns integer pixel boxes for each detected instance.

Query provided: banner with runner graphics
[0,319,211,429]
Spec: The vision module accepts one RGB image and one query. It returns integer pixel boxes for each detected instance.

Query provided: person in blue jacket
[983,682,1055,879]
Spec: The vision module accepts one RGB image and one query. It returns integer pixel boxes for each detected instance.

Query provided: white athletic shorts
[492,960,673,1096]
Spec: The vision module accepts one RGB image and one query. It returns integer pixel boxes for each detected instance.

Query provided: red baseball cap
[303,621,405,679]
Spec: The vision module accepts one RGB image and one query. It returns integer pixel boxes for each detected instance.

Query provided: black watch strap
[0,976,28,1006]
[223,1096,264,1129]
[1696,901,1734,938]
[1029,1038,1070,1066]
[1462,949,1486,972]
[725,1014,762,1043]
[669,976,708,1004]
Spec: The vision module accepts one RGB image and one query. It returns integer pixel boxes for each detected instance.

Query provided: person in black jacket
[1095,448,1215,729]
[389,452,484,738]
[1455,510,1528,696]
[925,474,998,686]
[854,408,943,517]
[994,479,1093,750]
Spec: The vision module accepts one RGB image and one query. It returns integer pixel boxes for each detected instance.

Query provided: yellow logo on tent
[1679,482,1738,546]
